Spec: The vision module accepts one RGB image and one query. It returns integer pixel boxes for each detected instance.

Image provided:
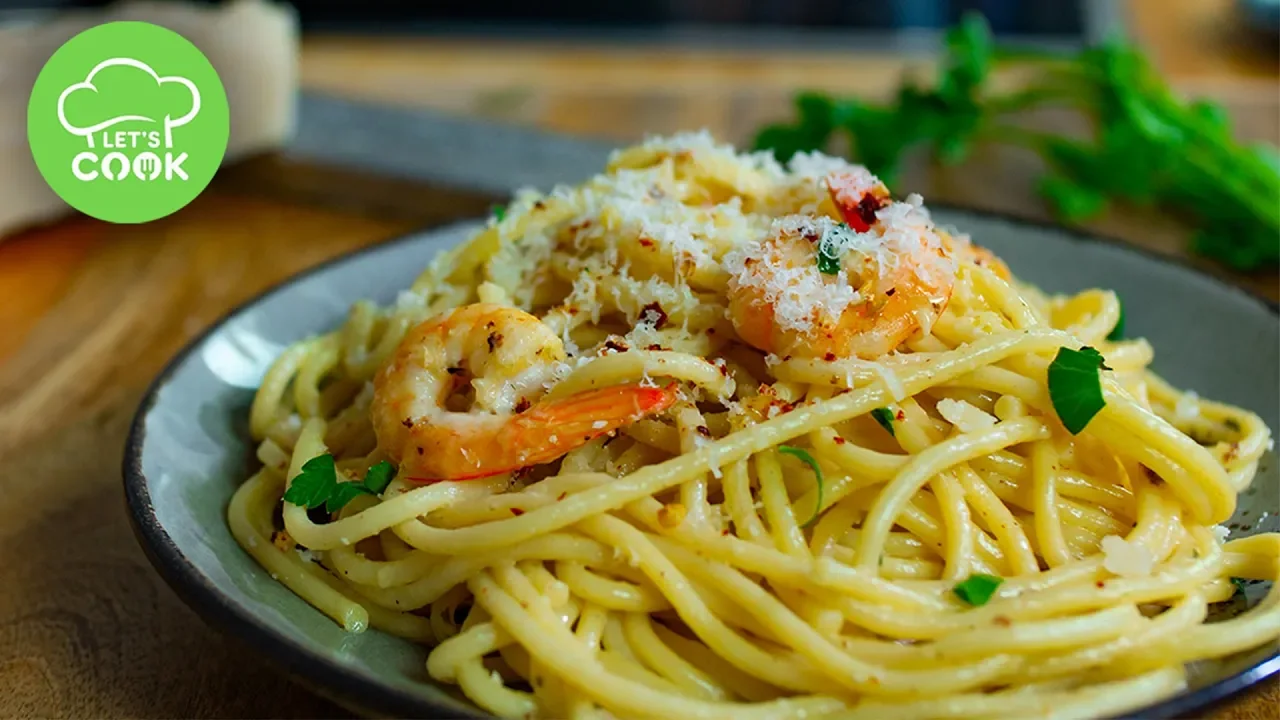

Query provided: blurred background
[2,0,1276,233]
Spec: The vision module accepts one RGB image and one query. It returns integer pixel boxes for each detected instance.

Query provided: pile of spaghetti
[231,132,1280,719]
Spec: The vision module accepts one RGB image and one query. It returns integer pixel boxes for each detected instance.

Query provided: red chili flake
[557,492,568,501]
[993,616,1012,627]
[533,200,546,210]
[707,328,716,335]
[511,508,525,516]
[401,418,414,428]
[721,529,730,536]
[833,436,847,445]
[639,238,654,248]
[823,352,837,362]
[604,339,629,353]
[647,343,664,351]
[885,288,896,297]
[446,367,465,375]
[415,447,424,455]
[696,425,712,438]
[514,398,531,413]
[487,332,504,352]
[896,410,906,421]
[1096,581,1106,588]
[855,193,883,228]
[640,302,669,330]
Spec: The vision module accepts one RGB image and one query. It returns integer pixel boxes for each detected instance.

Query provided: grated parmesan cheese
[1210,525,1230,544]
[1175,391,1201,421]
[723,216,862,334]
[936,398,998,433]
[1100,535,1155,577]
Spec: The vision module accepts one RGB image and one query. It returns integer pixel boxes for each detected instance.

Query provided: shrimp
[725,172,957,359]
[943,231,1012,281]
[371,303,677,482]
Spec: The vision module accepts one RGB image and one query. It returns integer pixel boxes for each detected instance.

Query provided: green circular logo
[27,21,229,224]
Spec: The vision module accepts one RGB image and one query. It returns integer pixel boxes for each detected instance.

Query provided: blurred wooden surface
[1,1,1278,717]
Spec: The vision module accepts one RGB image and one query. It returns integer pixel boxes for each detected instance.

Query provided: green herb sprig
[1048,346,1110,434]
[283,455,397,514]
[754,13,1280,271]
[779,445,824,528]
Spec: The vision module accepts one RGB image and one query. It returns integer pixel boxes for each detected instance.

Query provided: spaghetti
[230,132,1280,719]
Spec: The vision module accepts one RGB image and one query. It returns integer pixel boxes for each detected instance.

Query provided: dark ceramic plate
[124,210,1279,719]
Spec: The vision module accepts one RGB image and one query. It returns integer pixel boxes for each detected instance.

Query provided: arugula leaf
[953,573,1004,606]
[1107,298,1125,341]
[283,455,398,514]
[870,407,896,436]
[779,445,824,528]
[1048,346,1109,434]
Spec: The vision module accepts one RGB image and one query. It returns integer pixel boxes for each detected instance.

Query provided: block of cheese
[0,0,299,237]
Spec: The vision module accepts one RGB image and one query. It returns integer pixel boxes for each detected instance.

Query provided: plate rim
[122,207,1279,720]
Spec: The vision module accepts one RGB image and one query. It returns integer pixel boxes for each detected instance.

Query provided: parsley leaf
[326,482,371,514]
[953,573,1004,606]
[363,461,396,493]
[282,455,337,509]
[753,12,1280,271]
[816,244,841,274]
[779,445,824,528]
[491,204,506,222]
[282,454,398,514]
[1107,298,1125,341]
[816,223,851,275]
[1231,577,1249,597]
[870,407,896,436]
[1048,346,1109,434]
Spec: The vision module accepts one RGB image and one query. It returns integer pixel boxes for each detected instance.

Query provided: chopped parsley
[283,454,397,514]
[816,222,853,275]
[491,204,506,222]
[1048,346,1110,435]
[870,407,896,436]
[779,445,824,528]
[816,243,841,274]
[953,573,1004,606]
[1231,577,1249,597]
[1107,298,1125,341]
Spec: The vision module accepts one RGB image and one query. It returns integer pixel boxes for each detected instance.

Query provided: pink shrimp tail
[405,383,679,484]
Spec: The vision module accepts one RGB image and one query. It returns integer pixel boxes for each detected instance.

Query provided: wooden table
[1,3,1277,717]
